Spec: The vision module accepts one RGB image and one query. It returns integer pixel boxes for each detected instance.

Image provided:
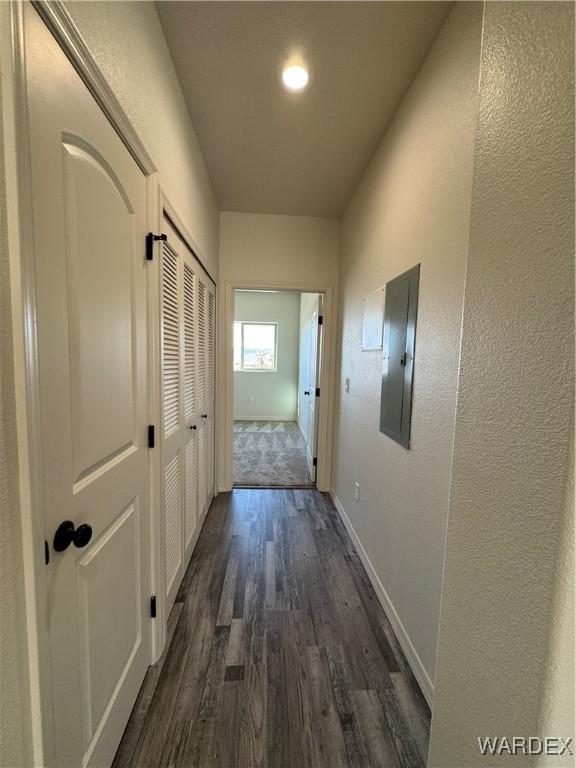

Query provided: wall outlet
[354,482,360,502]
[345,378,350,393]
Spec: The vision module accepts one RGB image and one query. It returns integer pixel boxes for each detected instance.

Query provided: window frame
[233,320,279,373]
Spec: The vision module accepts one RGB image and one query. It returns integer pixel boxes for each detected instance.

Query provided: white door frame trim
[2,3,160,763]
[221,279,336,492]
[31,0,156,176]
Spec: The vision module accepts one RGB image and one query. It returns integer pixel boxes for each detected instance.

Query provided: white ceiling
[157,2,452,217]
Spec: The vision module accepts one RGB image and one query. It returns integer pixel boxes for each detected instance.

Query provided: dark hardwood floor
[113,489,431,768]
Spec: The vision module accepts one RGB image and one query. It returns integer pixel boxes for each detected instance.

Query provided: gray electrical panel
[380,264,420,448]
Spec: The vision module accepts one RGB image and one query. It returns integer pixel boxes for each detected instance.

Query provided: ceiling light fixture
[281,63,310,93]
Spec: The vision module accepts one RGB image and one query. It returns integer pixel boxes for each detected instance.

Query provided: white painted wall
[429,3,574,765]
[217,212,340,490]
[219,212,340,287]
[234,291,300,421]
[64,1,219,275]
[331,2,483,699]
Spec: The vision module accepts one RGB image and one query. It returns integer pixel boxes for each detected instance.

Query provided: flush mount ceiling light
[281,63,310,93]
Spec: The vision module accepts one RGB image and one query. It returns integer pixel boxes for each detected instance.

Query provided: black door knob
[304,390,310,396]
[189,424,197,430]
[53,520,93,552]
[201,414,208,419]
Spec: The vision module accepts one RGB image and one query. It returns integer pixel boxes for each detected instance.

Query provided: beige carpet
[233,420,314,486]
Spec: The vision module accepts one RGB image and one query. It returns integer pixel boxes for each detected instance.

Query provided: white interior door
[26,8,151,767]
[160,232,186,612]
[207,289,216,501]
[196,277,216,518]
[159,220,214,615]
[298,301,311,441]
[182,256,199,564]
[305,295,323,481]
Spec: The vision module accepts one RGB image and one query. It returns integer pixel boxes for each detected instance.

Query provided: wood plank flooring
[113,490,430,768]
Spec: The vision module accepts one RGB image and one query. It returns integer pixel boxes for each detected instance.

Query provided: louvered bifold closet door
[161,239,185,612]
[196,278,208,519]
[197,277,216,519]
[206,287,216,501]
[182,260,198,565]
[160,221,215,617]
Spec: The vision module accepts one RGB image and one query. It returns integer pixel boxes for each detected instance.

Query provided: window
[233,321,277,371]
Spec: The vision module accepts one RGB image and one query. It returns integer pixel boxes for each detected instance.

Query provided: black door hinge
[318,315,323,326]
[146,232,167,261]
[44,540,50,565]
[315,387,320,397]
[148,425,155,448]
[313,457,317,467]
[150,595,157,618]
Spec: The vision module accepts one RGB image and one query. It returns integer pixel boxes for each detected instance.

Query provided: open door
[299,294,323,483]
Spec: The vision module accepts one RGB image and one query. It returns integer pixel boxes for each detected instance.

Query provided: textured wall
[219,212,340,287]
[0,64,34,768]
[64,1,219,275]
[234,291,301,420]
[538,429,575,765]
[429,3,574,766]
[332,2,483,690]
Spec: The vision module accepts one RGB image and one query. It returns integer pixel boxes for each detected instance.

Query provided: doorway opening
[232,289,324,487]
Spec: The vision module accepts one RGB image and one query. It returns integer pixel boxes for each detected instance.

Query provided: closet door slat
[197,279,207,413]
[184,263,196,422]
[161,242,181,438]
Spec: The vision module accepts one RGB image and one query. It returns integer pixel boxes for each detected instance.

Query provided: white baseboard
[330,490,434,707]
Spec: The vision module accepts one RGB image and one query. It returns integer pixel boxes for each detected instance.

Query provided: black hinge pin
[150,595,157,618]
[44,540,50,565]
[315,387,320,397]
[148,425,155,448]
[313,457,317,467]
[146,232,167,261]
[318,315,323,326]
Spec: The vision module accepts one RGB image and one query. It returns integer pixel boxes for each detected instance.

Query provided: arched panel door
[25,8,151,766]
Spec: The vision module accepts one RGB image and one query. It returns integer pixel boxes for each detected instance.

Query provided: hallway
[2,3,573,766]
[113,490,430,768]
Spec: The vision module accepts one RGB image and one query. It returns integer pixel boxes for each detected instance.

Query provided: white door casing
[25,7,151,767]
[222,282,335,493]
